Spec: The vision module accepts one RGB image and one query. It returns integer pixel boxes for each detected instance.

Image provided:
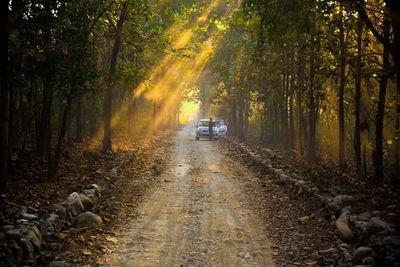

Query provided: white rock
[335,212,354,243]
[67,192,84,216]
[79,193,94,210]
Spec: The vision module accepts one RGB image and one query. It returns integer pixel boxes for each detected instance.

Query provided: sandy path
[115,126,275,267]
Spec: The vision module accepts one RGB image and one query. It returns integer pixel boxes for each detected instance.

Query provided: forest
[206,0,400,181]
[0,0,399,266]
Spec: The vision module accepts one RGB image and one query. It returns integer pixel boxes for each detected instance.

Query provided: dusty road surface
[111,126,275,266]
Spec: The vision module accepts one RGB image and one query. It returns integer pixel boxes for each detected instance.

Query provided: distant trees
[210,0,399,181]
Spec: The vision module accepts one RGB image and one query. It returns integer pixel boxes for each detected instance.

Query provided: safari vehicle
[215,120,227,137]
[195,119,219,140]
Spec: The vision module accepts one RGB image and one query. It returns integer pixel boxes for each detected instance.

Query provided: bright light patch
[180,101,199,124]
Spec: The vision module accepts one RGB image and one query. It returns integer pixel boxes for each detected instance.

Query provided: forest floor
[3,126,399,266]
[46,126,346,266]
[237,139,400,227]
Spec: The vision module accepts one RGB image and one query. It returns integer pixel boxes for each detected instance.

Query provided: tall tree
[353,18,363,177]
[373,17,391,180]
[338,3,347,168]
[103,1,129,151]
[0,0,10,192]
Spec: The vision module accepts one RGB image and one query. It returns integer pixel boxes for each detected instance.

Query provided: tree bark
[238,89,245,141]
[49,96,72,179]
[373,25,389,179]
[37,81,52,161]
[103,1,128,151]
[296,46,305,155]
[308,41,317,163]
[0,0,10,193]
[231,98,237,137]
[338,4,346,168]
[356,0,400,169]
[354,19,363,177]
[75,95,84,142]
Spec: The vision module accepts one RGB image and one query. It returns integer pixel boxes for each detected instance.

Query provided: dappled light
[1,0,400,266]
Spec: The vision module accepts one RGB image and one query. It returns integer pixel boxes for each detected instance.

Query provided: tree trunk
[308,42,317,163]
[0,1,9,193]
[386,0,400,169]
[354,19,363,177]
[49,96,72,179]
[357,1,400,170]
[289,55,295,149]
[231,98,237,137]
[338,4,346,168]
[89,93,97,137]
[238,90,245,141]
[296,47,305,155]
[75,95,84,142]
[102,1,128,151]
[37,81,52,161]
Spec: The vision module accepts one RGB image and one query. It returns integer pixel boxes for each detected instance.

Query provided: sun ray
[91,0,242,144]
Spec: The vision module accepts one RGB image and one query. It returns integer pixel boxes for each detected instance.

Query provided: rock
[82,189,97,202]
[367,217,391,235]
[0,232,6,243]
[47,213,62,232]
[382,235,400,247]
[48,203,68,219]
[6,229,22,240]
[335,212,354,243]
[74,212,102,227]
[91,184,101,193]
[67,192,84,216]
[79,194,94,210]
[2,225,14,231]
[362,257,375,265]
[318,247,338,255]
[26,226,41,250]
[299,216,311,223]
[8,239,23,265]
[352,247,373,265]
[48,261,71,267]
[357,212,371,222]
[19,238,34,259]
[39,220,54,237]
[21,213,38,221]
[330,195,355,213]
[16,219,29,225]
[354,220,368,234]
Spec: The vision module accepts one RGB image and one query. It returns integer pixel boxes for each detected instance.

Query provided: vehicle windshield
[198,121,209,127]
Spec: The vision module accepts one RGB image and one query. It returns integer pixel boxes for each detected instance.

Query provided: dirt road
[112,126,275,266]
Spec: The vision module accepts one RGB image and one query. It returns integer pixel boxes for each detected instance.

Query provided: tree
[103,1,129,152]
[0,0,9,192]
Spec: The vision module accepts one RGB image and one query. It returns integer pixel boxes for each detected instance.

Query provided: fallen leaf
[106,236,118,244]
[82,249,92,256]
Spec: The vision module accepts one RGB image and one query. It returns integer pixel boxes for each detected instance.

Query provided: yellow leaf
[82,249,92,256]
[106,236,118,244]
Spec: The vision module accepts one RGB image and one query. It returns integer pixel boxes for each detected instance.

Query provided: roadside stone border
[0,184,103,266]
[224,137,400,266]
